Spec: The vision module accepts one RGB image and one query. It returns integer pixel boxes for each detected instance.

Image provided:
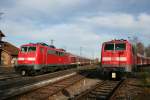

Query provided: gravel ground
[113,78,143,100]
[0,66,15,74]
[49,78,101,100]
[113,78,150,100]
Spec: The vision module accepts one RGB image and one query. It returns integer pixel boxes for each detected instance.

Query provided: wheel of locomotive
[29,70,38,76]
[21,69,27,76]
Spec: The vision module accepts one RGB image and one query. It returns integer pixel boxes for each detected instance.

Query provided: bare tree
[136,42,145,55]
[145,45,150,57]
[129,36,146,55]
[0,12,4,20]
[128,36,139,54]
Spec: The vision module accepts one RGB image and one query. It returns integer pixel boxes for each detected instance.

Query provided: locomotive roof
[20,43,92,60]
[21,43,67,53]
[104,39,130,44]
[21,43,37,47]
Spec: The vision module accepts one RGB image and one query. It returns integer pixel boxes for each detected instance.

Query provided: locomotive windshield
[104,44,114,50]
[104,43,126,51]
[115,43,126,50]
[21,46,36,52]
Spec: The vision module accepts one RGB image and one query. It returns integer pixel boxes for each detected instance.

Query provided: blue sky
[0,0,150,59]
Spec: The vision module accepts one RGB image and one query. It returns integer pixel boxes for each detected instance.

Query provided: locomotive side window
[104,44,114,50]
[115,43,126,50]
[47,50,64,56]
[48,50,55,54]
[56,51,64,56]
[56,51,59,55]
[61,52,64,56]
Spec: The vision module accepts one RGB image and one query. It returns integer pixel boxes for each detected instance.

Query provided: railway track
[12,73,88,100]
[0,64,95,82]
[0,68,78,100]
[73,79,125,100]
[0,73,21,81]
[0,65,97,86]
[0,66,97,100]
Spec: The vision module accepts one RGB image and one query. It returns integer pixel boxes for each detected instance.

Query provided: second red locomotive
[15,43,93,76]
[101,39,150,78]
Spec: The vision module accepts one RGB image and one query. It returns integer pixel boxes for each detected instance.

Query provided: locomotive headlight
[18,57,25,61]
[27,57,35,61]
[112,72,116,78]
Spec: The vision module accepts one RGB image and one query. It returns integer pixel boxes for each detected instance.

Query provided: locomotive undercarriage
[15,64,78,76]
[102,65,133,80]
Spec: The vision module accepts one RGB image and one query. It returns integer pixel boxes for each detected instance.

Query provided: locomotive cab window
[104,44,114,50]
[115,43,126,50]
[21,47,28,52]
[21,46,36,52]
[28,47,36,52]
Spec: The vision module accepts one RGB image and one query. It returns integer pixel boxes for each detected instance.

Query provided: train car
[136,54,150,66]
[15,42,92,76]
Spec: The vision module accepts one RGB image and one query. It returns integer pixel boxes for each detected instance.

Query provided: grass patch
[139,72,150,87]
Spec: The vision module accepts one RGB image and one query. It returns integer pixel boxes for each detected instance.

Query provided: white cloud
[1,12,150,58]
[76,13,150,39]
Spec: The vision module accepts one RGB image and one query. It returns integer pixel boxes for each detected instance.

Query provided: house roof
[0,30,5,37]
[3,42,19,56]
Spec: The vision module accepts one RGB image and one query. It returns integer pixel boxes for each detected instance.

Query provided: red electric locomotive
[101,39,135,72]
[15,42,92,76]
[101,39,150,78]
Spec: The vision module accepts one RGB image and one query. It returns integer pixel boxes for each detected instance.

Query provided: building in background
[1,42,19,66]
[0,30,5,65]
[0,30,19,67]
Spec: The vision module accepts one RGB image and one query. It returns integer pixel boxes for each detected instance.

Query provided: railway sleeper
[88,94,107,100]
[98,86,115,88]
[96,88,114,91]
[95,89,112,93]
[91,91,109,96]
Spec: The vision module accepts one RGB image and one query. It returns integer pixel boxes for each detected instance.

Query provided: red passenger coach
[136,54,150,66]
[101,39,135,73]
[15,42,93,76]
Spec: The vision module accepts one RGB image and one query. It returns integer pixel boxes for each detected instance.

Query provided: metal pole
[80,47,82,56]
[0,12,4,20]
[50,39,54,45]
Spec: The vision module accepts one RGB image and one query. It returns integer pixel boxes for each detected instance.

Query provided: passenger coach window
[104,44,114,50]
[115,43,126,50]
